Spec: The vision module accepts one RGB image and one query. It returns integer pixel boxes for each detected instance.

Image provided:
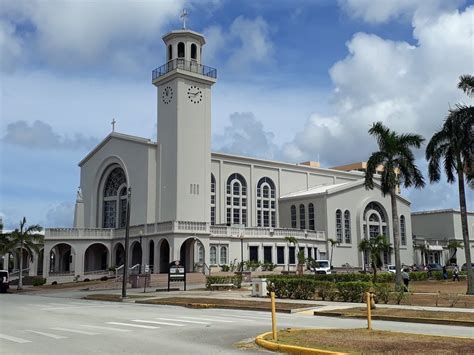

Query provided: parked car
[0,270,9,293]
[313,260,331,274]
[461,263,474,271]
[387,265,397,273]
[427,263,443,271]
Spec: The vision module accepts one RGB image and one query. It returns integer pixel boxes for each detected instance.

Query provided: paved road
[1,293,473,354]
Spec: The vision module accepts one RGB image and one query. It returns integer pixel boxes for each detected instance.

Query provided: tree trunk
[18,239,23,290]
[457,168,474,295]
[330,245,334,267]
[390,188,402,287]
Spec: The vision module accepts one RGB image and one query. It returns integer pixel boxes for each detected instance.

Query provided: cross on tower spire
[111,118,116,132]
[180,9,188,29]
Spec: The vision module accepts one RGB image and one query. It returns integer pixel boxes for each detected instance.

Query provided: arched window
[363,202,388,240]
[103,167,127,228]
[299,204,306,230]
[344,210,351,244]
[400,215,406,245]
[256,177,276,227]
[210,246,217,265]
[211,174,216,225]
[168,44,172,61]
[177,42,185,58]
[197,242,204,263]
[308,203,315,230]
[290,205,297,228]
[191,43,197,60]
[336,209,342,243]
[226,173,247,226]
[220,246,228,265]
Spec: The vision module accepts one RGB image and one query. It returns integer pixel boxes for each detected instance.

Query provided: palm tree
[358,235,392,283]
[328,238,340,268]
[284,236,298,272]
[458,74,474,97]
[447,240,463,264]
[6,218,43,290]
[426,91,473,294]
[365,122,425,287]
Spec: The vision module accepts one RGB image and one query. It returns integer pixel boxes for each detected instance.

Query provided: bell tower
[152,23,217,223]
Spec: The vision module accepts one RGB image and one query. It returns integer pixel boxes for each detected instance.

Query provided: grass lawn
[267,328,474,354]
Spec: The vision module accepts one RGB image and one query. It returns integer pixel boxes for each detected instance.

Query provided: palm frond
[458,74,474,97]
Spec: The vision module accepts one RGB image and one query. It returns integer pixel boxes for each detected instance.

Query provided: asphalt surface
[1,292,473,354]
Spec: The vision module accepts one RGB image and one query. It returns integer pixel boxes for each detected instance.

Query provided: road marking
[0,334,31,344]
[155,317,210,325]
[24,330,67,339]
[179,316,233,323]
[41,305,108,311]
[210,314,259,321]
[132,320,185,327]
[79,325,132,332]
[51,327,99,335]
[106,322,159,329]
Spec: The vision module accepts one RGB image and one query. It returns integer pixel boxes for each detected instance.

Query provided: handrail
[152,58,217,80]
[9,268,30,277]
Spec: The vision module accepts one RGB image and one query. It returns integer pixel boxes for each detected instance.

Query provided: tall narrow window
[191,43,197,60]
[400,215,406,245]
[289,246,296,264]
[290,205,297,228]
[198,244,204,263]
[308,203,315,230]
[226,173,247,226]
[299,204,306,230]
[210,246,217,265]
[168,44,172,61]
[256,177,276,227]
[177,42,185,58]
[249,246,258,262]
[344,210,351,244]
[102,167,127,228]
[220,246,228,265]
[210,174,216,225]
[336,209,343,243]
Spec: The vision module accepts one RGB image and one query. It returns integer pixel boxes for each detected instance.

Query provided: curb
[255,331,346,355]
[135,300,294,313]
[313,311,474,327]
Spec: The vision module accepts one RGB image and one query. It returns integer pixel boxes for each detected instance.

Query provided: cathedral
[40,25,413,282]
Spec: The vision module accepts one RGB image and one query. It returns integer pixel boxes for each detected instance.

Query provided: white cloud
[282,6,474,167]
[202,16,273,69]
[338,0,464,24]
[1,0,185,71]
[44,202,74,228]
[213,112,278,159]
[2,120,99,150]
[0,19,24,72]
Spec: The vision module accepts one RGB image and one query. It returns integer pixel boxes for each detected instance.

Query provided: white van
[314,260,331,275]
[0,270,9,293]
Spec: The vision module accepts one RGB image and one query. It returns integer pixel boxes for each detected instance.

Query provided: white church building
[39,26,414,282]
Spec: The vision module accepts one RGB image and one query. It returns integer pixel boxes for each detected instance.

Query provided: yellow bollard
[271,291,277,340]
[366,292,372,330]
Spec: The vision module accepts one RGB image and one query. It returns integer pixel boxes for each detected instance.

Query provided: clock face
[162,86,173,104]
[187,85,203,104]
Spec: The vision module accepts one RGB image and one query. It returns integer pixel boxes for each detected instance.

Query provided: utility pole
[122,187,131,299]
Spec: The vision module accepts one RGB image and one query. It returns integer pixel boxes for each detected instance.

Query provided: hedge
[205,275,243,289]
[263,272,394,283]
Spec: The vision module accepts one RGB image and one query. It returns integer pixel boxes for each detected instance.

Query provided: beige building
[412,209,474,266]
[30,26,415,282]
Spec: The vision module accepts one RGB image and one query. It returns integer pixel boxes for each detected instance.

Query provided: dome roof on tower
[162,29,205,45]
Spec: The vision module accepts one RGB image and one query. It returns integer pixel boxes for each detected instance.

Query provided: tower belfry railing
[152,58,217,80]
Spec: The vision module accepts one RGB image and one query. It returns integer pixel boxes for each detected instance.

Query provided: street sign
[145,264,150,273]
[168,260,186,291]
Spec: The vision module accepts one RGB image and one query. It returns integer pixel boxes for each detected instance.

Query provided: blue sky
[1,0,473,229]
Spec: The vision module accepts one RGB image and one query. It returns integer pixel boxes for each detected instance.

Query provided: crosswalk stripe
[155,317,210,325]
[212,314,259,321]
[51,327,99,335]
[24,330,67,339]
[107,322,159,329]
[79,325,132,332]
[0,334,31,344]
[179,316,233,323]
[132,320,185,327]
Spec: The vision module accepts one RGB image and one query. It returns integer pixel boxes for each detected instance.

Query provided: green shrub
[205,275,243,289]
[409,271,428,281]
[373,283,391,304]
[336,282,372,302]
[220,265,230,272]
[32,277,47,287]
[244,260,261,271]
[261,263,276,271]
[374,272,395,283]
[316,282,337,301]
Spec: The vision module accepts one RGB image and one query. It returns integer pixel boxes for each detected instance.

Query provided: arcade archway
[84,243,109,272]
[158,239,170,273]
